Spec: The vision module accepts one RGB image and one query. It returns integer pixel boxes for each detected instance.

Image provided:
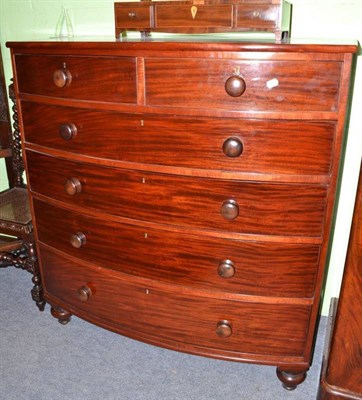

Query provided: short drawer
[115,4,152,29]
[236,5,279,29]
[145,58,342,112]
[27,151,328,237]
[154,4,233,28]
[34,199,320,298]
[15,55,137,103]
[22,101,335,176]
[42,245,311,357]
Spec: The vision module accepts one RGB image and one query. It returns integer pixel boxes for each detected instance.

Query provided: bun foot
[276,367,307,390]
[50,306,72,325]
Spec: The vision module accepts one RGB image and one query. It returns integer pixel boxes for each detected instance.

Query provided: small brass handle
[218,260,235,279]
[220,199,239,220]
[53,68,72,88]
[225,75,246,97]
[76,286,92,302]
[64,178,82,196]
[128,12,136,18]
[70,232,86,249]
[59,123,77,141]
[223,137,243,158]
[216,320,232,338]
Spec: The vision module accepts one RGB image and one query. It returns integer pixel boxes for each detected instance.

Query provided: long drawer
[154,4,233,28]
[14,55,137,103]
[41,245,311,358]
[21,101,335,175]
[27,151,328,237]
[145,58,342,112]
[34,199,320,298]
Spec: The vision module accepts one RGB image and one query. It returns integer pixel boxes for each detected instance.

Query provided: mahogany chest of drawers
[7,39,356,390]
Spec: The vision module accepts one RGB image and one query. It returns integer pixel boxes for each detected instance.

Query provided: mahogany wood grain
[154,4,233,28]
[41,245,311,358]
[115,3,152,29]
[26,151,328,237]
[318,165,362,399]
[7,40,357,56]
[236,5,279,29]
[145,58,342,112]
[7,39,357,390]
[33,198,320,298]
[20,101,336,176]
[15,55,137,103]
[114,0,289,39]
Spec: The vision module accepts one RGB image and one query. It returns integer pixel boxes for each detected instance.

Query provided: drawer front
[115,4,152,29]
[34,199,320,298]
[22,101,335,175]
[236,5,279,29]
[27,151,328,237]
[145,59,342,112]
[42,245,311,357]
[155,5,232,28]
[15,55,137,103]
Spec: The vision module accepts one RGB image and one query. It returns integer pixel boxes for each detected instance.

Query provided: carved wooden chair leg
[23,241,46,311]
[0,241,45,311]
[0,244,28,269]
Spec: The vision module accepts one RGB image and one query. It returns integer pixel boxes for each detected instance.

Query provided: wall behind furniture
[0,0,361,315]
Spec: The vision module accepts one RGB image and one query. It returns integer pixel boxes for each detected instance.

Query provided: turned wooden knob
[53,68,72,88]
[64,178,82,196]
[220,199,239,220]
[218,260,235,279]
[59,123,77,141]
[225,75,246,97]
[70,232,86,248]
[216,320,232,338]
[76,286,92,302]
[223,137,243,158]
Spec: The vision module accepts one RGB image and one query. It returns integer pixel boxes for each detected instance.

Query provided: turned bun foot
[276,367,307,390]
[50,306,72,325]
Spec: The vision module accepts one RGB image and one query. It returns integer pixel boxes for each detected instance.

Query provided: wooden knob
[59,123,77,141]
[64,178,82,196]
[76,286,92,302]
[70,232,86,248]
[53,69,72,88]
[223,137,243,158]
[225,75,246,97]
[218,260,235,279]
[216,320,232,338]
[220,199,239,220]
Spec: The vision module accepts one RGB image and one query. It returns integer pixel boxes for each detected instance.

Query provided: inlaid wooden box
[114,0,292,40]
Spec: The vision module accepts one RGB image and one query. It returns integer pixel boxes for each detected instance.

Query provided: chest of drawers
[7,39,356,390]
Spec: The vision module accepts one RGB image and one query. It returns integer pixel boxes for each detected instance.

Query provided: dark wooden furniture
[7,38,356,390]
[318,163,362,400]
[114,0,292,40]
[0,46,44,311]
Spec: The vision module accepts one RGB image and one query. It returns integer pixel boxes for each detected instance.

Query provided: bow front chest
[7,39,356,389]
